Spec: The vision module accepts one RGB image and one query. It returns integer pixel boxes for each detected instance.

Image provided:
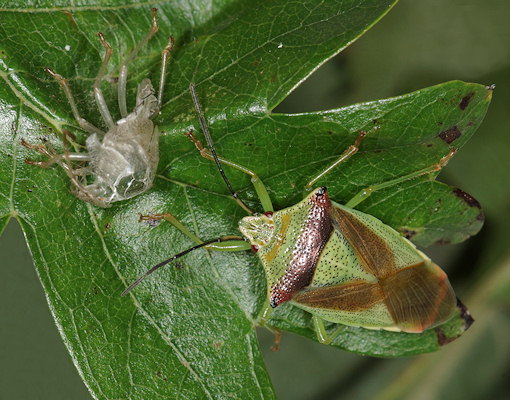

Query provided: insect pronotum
[123,84,471,344]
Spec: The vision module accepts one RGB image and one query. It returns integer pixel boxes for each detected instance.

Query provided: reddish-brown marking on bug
[270,187,333,307]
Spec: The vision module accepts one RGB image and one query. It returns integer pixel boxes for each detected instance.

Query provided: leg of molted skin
[138,212,251,251]
[345,148,457,208]
[93,32,115,128]
[305,131,366,191]
[156,37,175,114]
[45,68,105,136]
[21,139,90,168]
[186,130,274,213]
[73,183,109,208]
[118,8,159,117]
[59,128,91,180]
[72,167,92,176]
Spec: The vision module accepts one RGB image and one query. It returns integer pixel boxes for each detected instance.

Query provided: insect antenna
[122,236,242,295]
[190,83,254,214]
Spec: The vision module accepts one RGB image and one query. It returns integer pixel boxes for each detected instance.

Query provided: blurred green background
[2,0,510,399]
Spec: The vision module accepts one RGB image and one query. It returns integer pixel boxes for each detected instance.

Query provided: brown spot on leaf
[435,328,456,346]
[453,188,481,209]
[434,238,451,246]
[438,126,461,144]
[457,298,475,330]
[459,92,474,110]
[435,298,474,346]
[155,371,168,381]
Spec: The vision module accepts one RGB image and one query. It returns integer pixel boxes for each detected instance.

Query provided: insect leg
[157,37,174,112]
[345,148,457,208]
[139,212,251,251]
[270,329,282,352]
[93,32,115,128]
[258,298,273,326]
[312,315,334,344]
[118,8,159,117]
[305,131,366,190]
[312,315,347,344]
[186,130,274,213]
[45,68,104,136]
[21,138,89,168]
[139,212,203,244]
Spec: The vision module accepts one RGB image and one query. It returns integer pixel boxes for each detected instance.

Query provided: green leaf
[0,1,492,399]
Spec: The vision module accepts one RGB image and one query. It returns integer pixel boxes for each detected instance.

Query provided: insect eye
[316,186,327,196]
[264,211,274,217]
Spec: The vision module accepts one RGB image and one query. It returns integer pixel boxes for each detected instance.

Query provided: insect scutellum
[22,8,174,208]
[124,84,470,344]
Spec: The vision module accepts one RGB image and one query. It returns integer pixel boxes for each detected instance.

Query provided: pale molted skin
[239,187,457,333]
[80,79,159,207]
[22,9,171,208]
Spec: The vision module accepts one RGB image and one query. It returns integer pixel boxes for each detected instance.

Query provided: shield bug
[123,84,470,344]
[22,9,173,208]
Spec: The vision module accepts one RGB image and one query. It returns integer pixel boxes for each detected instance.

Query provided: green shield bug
[123,84,472,344]
[22,9,173,208]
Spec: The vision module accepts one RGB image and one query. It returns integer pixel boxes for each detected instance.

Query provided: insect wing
[293,203,457,332]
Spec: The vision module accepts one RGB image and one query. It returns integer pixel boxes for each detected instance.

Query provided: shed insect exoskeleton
[123,84,472,344]
[22,8,174,208]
